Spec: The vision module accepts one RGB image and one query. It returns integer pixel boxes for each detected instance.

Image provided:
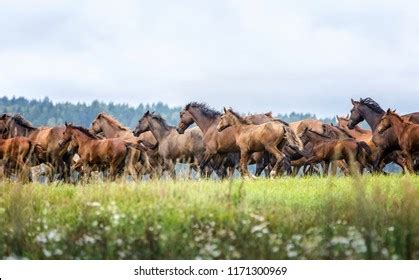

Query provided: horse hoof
[270,171,277,177]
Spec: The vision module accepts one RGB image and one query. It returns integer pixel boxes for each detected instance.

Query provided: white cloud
[0,0,418,117]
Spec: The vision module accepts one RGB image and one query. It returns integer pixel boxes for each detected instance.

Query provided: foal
[60,123,132,180]
[217,108,303,178]
[377,109,419,172]
[299,128,371,175]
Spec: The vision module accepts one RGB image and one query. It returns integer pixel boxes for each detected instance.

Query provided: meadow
[0,175,417,260]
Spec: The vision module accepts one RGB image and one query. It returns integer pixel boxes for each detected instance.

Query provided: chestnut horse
[0,137,46,180]
[347,98,419,171]
[377,110,419,172]
[0,114,73,180]
[133,111,205,178]
[60,123,137,180]
[298,128,371,175]
[91,113,156,176]
[217,108,303,178]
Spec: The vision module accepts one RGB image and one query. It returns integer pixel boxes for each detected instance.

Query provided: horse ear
[223,107,227,113]
[346,114,349,118]
[265,111,272,117]
[351,98,355,105]
[145,110,150,116]
[65,121,68,127]
[386,108,392,114]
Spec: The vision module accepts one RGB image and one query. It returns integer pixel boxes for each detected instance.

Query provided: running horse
[59,123,141,180]
[177,102,287,177]
[216,107,303,178]
[377,110,419,173]
[347,98,419,172]
[0,136,46,180]
[91,113,156,176]
[0,114,73,181]
[298,128,371,175]
[133,111,206,178]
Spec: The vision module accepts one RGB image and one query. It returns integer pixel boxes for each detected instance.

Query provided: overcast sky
[1,0,418,117]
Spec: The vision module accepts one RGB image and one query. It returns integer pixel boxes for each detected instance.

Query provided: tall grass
[0,175,417,259]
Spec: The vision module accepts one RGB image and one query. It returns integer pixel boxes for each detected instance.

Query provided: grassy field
[0,175,418,260]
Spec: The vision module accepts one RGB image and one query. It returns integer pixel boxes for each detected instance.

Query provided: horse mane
[273,118,289,126]
[11,114,36,129]
[71,125,99,139]
[185,102,221,118]
[97,112,129,131]
[149,112,174,129]
[360,98,385,114]
[228,109,251,125]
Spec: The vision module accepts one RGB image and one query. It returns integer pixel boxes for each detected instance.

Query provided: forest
[0,96,335,128]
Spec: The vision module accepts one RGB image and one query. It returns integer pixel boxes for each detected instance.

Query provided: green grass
[0,175,418,260]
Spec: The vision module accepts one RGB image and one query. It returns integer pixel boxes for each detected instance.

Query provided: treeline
[0,96,335,128]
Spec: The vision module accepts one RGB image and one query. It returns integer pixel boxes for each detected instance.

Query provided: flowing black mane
[72,125,99,139]
[360,98,385,114]
[228,109,251,125]
[12,114,36,129]
[185,102,221,119]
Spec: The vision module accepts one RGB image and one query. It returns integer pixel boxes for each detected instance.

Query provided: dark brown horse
[347,98,419,171]
[60,123,135,180]
[377,110,419,172]
[134,111,205,178]
[217,108,303,178]
[298,128,371,175]
[0,114,73,180]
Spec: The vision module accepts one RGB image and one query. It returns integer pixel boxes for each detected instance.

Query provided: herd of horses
[0,97,418,183]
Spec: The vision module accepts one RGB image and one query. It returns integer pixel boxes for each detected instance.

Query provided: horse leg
[265,146,285,178]
[239,151,251,178]
[199,152,214,171]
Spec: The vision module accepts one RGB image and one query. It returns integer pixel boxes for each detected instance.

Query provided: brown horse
[134,111,205,178]
[0,114,73,180]
[337,116,372,142]
[289,119,327,135]
[177,103,288,177]
[0,136,46,180]
[60,123,135,180]
[347,97,419,171]
[298,128,371,175]
[217,107,303,178]
[377,110,419,172]
[91,112,156,176]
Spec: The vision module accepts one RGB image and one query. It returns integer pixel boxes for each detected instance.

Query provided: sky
[1,0,418,117]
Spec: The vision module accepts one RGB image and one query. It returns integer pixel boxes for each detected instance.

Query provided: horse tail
[283,126,304,152]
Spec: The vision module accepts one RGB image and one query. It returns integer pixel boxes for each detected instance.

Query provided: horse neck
[359,106,384,130]
[388,115,407,141]
[148,118,172,142]
[188,108,219,134]
[101,120,132,138]
[73,129,94,146]
[229,120,245,137]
